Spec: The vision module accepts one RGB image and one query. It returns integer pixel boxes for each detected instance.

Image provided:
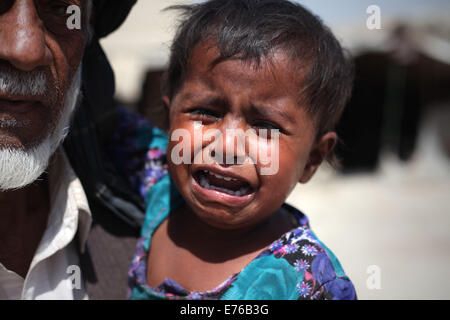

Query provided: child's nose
[224,131,246,164]
[210,119,247,165]
[209,147,246,166]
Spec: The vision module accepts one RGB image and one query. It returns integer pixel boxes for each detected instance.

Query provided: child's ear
[162,96,171,110]
[158,96,171,132]
[299,132,337,184]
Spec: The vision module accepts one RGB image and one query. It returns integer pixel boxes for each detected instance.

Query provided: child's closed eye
[251,121,285,138]
[252,121,280,131]
[187,107,220,121]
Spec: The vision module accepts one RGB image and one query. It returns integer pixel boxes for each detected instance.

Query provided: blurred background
[100,0,450,299]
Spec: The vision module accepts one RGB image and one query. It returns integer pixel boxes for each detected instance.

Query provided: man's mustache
[0,64,58,106]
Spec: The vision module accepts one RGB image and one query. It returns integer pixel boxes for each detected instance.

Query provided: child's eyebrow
[200,96,229,109]
[183,93,230,109]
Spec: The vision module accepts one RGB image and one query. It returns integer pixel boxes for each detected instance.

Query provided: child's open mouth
[191,167,257,208]
[194,170,253,197]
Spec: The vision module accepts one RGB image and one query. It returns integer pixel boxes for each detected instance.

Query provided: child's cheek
[260,139,304,195]
[169,130,192,165]
[248,133,281,177]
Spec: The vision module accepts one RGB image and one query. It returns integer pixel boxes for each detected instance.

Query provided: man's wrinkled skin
[0,0,90,278]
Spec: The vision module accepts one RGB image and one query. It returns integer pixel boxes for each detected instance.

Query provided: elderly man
[0,0,158,299]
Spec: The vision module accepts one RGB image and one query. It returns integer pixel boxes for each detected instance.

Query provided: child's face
[165,41,336,230]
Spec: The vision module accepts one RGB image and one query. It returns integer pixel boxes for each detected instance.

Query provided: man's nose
[0,0,52,71]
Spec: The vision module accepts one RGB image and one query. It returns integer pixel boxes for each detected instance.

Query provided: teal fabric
[144,126,169,150]
[220,255,303,300]
[141,174,184,251]
[130,282,167,300]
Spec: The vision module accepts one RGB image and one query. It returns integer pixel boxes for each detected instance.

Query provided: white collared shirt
[0,149,92,300]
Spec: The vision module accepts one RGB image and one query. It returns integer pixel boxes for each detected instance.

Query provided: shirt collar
[47,148,92,254]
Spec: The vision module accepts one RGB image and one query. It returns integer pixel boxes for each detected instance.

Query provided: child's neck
[167,204,295,262]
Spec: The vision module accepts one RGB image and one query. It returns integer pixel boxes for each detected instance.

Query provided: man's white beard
[0,66,82,191]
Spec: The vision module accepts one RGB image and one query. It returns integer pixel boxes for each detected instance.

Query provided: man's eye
[49,3,70,17]
[37,1,83,35]
[39,0,72,18]
[0,0,14,15]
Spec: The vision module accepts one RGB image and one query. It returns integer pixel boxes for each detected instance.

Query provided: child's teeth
[205,170,234,181]
[234,186,249,197]
[200,174,210,189]
[212,172,223,179]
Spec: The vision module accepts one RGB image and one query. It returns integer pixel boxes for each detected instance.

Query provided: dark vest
[78,202,140,300]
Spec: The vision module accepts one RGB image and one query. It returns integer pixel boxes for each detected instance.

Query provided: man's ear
[299,132,337,184]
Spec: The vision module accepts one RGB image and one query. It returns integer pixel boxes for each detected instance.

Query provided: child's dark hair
[163,0,354,163]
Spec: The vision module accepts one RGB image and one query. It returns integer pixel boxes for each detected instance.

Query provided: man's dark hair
[163,0,354,138]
